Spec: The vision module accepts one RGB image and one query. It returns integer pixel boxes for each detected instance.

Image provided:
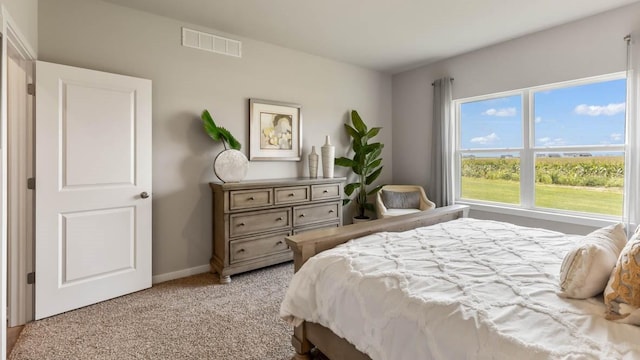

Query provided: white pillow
[558,223,627,299]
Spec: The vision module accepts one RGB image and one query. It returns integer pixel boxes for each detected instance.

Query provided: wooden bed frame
[284,204,470,360]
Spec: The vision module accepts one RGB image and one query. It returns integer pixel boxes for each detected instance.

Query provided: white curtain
[624,33,640,233]
[430,77,454,207]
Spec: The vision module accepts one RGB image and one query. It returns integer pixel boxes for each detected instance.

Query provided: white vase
[213,149,248,183]
[321,136,335,178]
[308,146,319,178]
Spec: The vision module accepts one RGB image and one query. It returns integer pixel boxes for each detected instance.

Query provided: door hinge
[27,83,35,96]
[27,177,35,190]
[27,272,35,284]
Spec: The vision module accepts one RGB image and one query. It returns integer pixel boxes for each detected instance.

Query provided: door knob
[140,192,150,199]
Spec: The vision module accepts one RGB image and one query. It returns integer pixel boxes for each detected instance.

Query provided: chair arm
[375,192,388,218]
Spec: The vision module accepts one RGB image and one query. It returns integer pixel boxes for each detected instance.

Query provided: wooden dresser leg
[219,274,231,284]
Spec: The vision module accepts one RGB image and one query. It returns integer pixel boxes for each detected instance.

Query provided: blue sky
[460,78,627,150]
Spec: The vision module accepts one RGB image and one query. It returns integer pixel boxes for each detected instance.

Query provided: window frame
[453,72,627,222]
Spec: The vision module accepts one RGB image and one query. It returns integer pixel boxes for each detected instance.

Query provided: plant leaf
[351,110,367,134]
[367,184,384,196]
[202,110,222,141]
[344,183,359,196]
[366,158,382,169]
[344,124,360,140]
[335,157,356,168]
[201,110,242,150]
[365,166,383,185]
[367,147,383,162]
[366,127,381,139]
[217,127,242,150]
[342,198,352,206]
[363,142,383,153]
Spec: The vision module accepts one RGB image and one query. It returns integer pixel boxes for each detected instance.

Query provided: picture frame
[249,98,302,161]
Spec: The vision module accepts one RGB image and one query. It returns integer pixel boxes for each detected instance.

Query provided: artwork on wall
[249,98,302,161]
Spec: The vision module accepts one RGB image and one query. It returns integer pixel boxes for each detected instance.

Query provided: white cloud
[483,107,516,117]
[470,132,500,144]
[610,133,623,141]
[538,137,566,146]
[574,103,625,116]
[535,117,542,123]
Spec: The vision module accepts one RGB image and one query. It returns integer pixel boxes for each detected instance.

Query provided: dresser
[209,177,345,283]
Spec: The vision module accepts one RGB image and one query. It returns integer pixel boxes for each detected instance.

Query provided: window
[455,74,626,218]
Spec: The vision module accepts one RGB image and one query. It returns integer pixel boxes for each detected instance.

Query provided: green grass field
[461,177,623,216]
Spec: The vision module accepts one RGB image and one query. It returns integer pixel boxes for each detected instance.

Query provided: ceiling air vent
[182,27,242,58]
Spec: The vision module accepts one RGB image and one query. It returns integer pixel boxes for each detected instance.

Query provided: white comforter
[280,218,640,360]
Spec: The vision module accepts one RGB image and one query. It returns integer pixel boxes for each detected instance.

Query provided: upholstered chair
[375,185,436,219]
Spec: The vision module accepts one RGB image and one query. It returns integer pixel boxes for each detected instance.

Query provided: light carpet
[10,263,298,360]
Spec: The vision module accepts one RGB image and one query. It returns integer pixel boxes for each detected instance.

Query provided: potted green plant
[201,109,247,182]
[335,110,384,221]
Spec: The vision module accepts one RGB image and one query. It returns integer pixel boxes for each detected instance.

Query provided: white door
[35,61,152,319]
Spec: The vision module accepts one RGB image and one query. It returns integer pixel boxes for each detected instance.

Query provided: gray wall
[392,3,640,234]
[38,0,393,277]
[2,0,37,54]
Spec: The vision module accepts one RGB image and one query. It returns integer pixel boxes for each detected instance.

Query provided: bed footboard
[285,204,469,271]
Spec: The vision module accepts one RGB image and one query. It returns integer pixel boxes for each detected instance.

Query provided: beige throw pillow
[559,223,627,299]
[604,226,640,324]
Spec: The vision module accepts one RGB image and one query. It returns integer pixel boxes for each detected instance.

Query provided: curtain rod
[431,78,454,86]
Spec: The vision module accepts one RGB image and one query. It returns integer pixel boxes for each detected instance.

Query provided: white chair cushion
[383,208,422,217]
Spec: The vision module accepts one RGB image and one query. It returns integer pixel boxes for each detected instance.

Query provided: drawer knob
[248,196,255,201]
[323,190,329,193]
[329,209,335,213]
[276,217,284,221]
[288,193,295,197]
[238,248,245,253]
[299,213,306,218]
[238,222,246,227]
[276,240,283,245]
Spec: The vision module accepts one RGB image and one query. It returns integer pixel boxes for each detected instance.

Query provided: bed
[280,205,640,360]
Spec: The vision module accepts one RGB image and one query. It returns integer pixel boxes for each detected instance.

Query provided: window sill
[456,200,622,228]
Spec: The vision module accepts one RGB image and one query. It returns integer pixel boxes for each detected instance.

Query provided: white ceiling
[102,0,639,74]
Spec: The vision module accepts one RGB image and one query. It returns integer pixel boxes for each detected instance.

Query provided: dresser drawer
[293,221,340,235]
[230,208,291,237]
[230,231,290,263]
[275,186,310,204]
[311,184,341,200]
[293,202,339,226]
[229,189,272,210]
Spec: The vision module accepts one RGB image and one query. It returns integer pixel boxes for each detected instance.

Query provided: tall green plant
[201,110,241,150]
[335,110,384,219]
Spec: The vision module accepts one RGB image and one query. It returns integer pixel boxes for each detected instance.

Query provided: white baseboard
[152,264,211,284]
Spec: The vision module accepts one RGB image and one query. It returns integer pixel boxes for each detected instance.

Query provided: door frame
[1,4,36,358]
[6,19,35,327]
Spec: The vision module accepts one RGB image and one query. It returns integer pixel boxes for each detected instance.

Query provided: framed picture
[249,98,302,161]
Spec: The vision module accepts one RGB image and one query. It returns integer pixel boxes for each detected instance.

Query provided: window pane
[460,95,522,149]
[534,79,626,147]
[534,152,623,216]
[460,152,520,204]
